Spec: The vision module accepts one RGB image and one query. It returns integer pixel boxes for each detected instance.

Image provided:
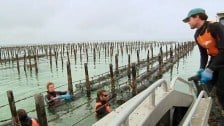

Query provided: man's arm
[58,91,67,95]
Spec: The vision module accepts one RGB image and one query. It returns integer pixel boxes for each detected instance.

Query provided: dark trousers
[215,68,224,109]
[206,67,224,109]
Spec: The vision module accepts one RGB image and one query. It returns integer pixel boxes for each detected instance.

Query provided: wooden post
[60,50,63,68]
[170,47,173,62]
[150,44,153,58]
[127,54,131,79]
[80,47,82,64]
[34,93,48,126]
[93,48,96,65]
[115,54,119,75]
[67,61,73,96]
[107,45,110,58]
[137,50,140,65]
[36,48,39,61]
[44,47,48,59]
[49,48,52,67]
[34,55,38,73]
[166,44,168,60]
[7,50,11,64]
[160,47,163,59]
[67,51,70,64]
[54,50,58,67]
[70,44,73,55]
[86,48,88,62]
[23,51,26,71]
[16,54,20,73]
[104,45,107,58]
[131,63,137,96]
[67,61,73,95]
[7,49,11,63]
[7,90,20,126]
[109,64,115,96]
[84,63,91,97]
[131,45,133,54]
[73,49,77,65]
[98,47,101,60]
[158,55,162,74]
[28,51,32,71]
[147,50,150,72]
[63,44,65,56]
[175,44,177,56]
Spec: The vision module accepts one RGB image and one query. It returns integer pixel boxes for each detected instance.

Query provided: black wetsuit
[46,91,67,106]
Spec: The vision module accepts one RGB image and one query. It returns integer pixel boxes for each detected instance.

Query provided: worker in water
[12,109,39,126]
[95,89,112,119]
[183,8,224,109]
[45,82,71,107]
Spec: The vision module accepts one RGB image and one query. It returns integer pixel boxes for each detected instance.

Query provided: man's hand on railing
[200,68,213,84]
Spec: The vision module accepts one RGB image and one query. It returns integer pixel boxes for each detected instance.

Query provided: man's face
[100,91,109,101]
[187,16,200,29]
[48,84,55,92]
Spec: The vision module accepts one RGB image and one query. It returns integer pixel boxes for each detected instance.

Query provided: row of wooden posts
[0,41,178,74]
[0,41,174,63]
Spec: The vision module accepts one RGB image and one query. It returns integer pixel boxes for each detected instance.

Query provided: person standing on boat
[45,82,71,107]
[11,109,39,126]
[95,89,112,119]
[183,8,224,109]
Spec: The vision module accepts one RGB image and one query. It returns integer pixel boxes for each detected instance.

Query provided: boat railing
[182,90,208,126]
[108,78,168,126]
[107,76,200,126]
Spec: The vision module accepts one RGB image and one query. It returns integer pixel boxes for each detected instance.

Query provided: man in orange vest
[95,89,112,119]
[183,8,224,109]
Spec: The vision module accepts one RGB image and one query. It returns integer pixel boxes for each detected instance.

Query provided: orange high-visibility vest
[31,118,39,126]
[197,28,218,56]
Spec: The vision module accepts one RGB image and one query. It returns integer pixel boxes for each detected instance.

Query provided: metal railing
[182,90,208,126]
[108,79,168,126]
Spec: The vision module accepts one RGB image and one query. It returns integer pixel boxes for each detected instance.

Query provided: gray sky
[0,0,223,45]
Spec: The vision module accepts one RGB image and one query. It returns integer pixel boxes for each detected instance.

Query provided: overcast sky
[0,0,223,45]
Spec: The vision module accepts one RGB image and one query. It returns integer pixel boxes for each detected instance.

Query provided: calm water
[0,43,199,126]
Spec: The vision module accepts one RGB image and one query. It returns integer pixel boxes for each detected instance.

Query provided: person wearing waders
[11,109,39,126]
[95,89,112,119]
[183,8,224,123]
[45,82,71,107]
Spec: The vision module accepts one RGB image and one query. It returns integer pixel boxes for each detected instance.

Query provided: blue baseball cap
[183,8,206,23]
